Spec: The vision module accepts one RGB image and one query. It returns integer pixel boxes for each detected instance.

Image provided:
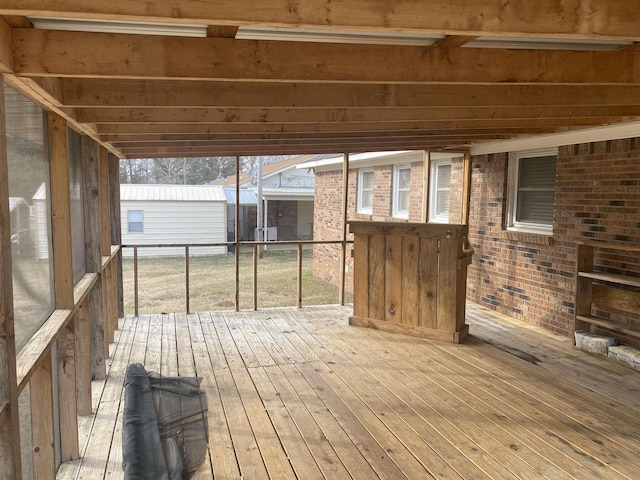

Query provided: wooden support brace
[31,350,55,480]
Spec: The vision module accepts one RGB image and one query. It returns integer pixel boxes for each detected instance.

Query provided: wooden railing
[122,240,353,316]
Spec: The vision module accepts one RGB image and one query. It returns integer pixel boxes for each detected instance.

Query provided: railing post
[134,246,139,317]
[185,246,190,314]
[253,244,258,311]
[339,153,350,305]
[297,243,303,308]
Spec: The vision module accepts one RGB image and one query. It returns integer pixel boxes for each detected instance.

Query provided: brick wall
[467,138,640,340]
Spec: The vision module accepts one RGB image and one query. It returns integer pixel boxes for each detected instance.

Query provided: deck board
[58,304,640,480]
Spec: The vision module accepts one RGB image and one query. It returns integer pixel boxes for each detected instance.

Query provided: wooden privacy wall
[349,222,473,343]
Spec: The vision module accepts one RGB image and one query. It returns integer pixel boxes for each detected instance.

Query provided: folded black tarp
[123,363,208,479]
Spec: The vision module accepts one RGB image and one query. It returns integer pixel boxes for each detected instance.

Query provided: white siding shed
[120,184,227,257]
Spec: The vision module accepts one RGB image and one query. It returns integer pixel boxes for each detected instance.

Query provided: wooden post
[234,156,240,312]
[31,350,55,480]
[422,149,431,222]
[108,153,124,318]
[48,113,79,460]
[461,150,473,226]
[133,246,139,316]
[0,85,22,480]
[253,244,258,311]
[297,243,303,308]
[75,299,92,415]
[339,153,349,305]
[99,147,111,357]
[81,135,106,381]
[185,246,190,314]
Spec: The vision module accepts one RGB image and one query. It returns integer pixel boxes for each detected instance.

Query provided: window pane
[361,171,373,190]
[361,190,373,209]
[5,85,55,350]
[437,164,451,189]
[128,210,143,232]
[516,191,555,223]
[398,168,410,190]
[518,156,556,189]
[398,190,409,212]
[515,155,557,225]
[436,190,451,216]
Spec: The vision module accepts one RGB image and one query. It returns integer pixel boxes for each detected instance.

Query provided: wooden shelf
[576,314,640,339]
[574,242,640,346]
[578,271,640,288]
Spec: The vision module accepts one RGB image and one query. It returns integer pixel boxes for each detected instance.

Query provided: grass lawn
[122,248,352,315]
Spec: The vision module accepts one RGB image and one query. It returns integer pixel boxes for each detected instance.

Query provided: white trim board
[470,121,640,156]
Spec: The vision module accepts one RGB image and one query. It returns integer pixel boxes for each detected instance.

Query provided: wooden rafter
[3,0,640,40]
[13,29,640,84]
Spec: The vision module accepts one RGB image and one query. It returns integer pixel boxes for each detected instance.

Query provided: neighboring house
[306,138,640,348]
[223,187,258,242]
[216,155,320,241]
[120,184,227,257]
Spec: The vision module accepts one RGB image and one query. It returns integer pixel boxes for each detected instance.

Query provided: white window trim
[357,168,374,214]
[506,148,558,235]
[428,159,452,223]
[127,209,144,233]
[392,165,411,219]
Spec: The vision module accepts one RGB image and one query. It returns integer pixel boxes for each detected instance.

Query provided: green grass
[122,248,352,315]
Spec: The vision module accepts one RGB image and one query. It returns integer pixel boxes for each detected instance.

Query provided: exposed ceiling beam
[95,117,623,136]
[101,128,564,143]
[0,18,12,72]
[3,1,640,40]
[75,105,640,125]
[59,80,640,109]
[14,29,640,84]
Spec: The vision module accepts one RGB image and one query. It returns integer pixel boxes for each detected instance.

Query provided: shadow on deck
[58,303,640,479]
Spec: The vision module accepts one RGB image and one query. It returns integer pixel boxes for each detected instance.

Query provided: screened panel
[5,85,55,351]
[68,128,86,285]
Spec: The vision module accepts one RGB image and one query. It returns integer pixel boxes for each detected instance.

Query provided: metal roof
[120,184,226,202]
[223,187,258,205]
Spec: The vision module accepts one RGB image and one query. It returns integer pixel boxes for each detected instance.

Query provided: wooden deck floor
[57,304,640,479]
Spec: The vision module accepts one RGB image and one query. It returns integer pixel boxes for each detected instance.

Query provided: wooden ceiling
[1,1,639,158]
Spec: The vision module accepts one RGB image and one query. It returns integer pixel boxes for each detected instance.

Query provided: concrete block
[574,330,617,356]
[608,345,640,372]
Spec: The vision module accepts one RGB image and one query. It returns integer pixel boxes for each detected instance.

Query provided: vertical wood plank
[99,147,111,258]
[352,233,369,318]
[253,244,258,310]
[401,235,420,326]
[75,300,92,415]
[0,83,21,480]
[48,113,79,459]
[297,243,303,308]
[368,234,386,320]
[575,244,595,334]
[110,260,118,338]
[419,236,438,329]
[339,153,350,305]
[384,234,403,324]
[437,235,459,333]
[422,150,431,222]
[108,153,124,318]
[185,246,190,314]
[81,135,106,380]
[58,320,79,461]
[461,150,473,225]
[31,350,55,480]
[48,113,74,308]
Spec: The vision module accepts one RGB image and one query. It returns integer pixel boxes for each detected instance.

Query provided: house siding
[121,200,227,257]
